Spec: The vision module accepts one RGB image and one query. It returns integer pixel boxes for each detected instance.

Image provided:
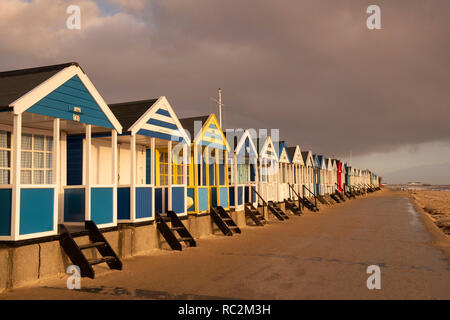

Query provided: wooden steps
[244,202,266,226]
[267,201,289,220]
[284,198,302,215]
[210,206,241,236]
[59,221,122,279]
[156,211,196,251]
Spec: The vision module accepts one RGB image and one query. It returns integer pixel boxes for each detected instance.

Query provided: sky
[0,0,449,184]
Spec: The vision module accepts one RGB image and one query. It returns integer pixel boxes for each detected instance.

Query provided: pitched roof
[179,115,210,139]
[301,151,309,163]
[0,62,78,108]
[109,99,158,132]
[287,147,296,162]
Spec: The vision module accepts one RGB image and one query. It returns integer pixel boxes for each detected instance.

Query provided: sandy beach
[1,190,449,300]
[409,190,450,236]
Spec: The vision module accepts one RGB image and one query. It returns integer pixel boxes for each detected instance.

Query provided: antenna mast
[210,88,225,128]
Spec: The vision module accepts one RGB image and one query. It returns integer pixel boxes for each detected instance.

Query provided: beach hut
[0,62,122,241]
[301,150,314,197]
[180,114,230,214]
[313,155,326,196]
[335,159,343,192]
[256,135,279,203]
[325,158,333,194]
[287,145,305,198]
[330,159,338,194]
[277,141,291,202]
[344,163,351,190]
[109,97,190,223]
[226,129,258,212]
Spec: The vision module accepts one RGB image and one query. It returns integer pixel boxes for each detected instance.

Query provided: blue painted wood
[171,186,185,214]
[209,163,215,186]
[27,75,113,128]
[0,189,12,236]
[20,188,54,235]
[155,187,163,213]
[146,118,178,130]
[237,186,243,205]
[229,186,235,206]
[164,188,168,213]
[197,164,201,187]
[244,186,249,203]
[137,129,183,142]
[136,187,153,219]
[219,187,228,208]
[202,159,207,186]
[203,131,222,141]
[117,187,131,220]
[64,188,85,222]
[199,141,227,150]
[198,188,209,211]
[146,149,151,184]
[211,187,217,207]
[187,187,195,212]
[67,135,83,186]
[91,188,113,225]
[250,163,255,182]
[219,163,225,185]
[155,109,171,117]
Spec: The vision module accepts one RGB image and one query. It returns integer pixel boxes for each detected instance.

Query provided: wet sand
[409,190,450,236]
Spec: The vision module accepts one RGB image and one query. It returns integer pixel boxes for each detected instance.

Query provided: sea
[385,184,450,191]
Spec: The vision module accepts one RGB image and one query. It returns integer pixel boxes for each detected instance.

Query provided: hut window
[159,151,169,186]
[0,131,11,184]
[20,133,53,185]
[173,162,183,185]
[228,165,233,184]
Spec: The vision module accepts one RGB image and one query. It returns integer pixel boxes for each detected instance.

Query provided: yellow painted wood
[155,149,160,186]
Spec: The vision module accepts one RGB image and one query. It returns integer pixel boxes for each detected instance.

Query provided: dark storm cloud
[0,0,449,158]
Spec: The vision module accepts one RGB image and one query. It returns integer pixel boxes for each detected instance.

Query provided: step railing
[251,186,267,218]
[288,183,303,210]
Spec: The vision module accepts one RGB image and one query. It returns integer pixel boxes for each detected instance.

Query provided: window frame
[0,130,11,185]
[20,133,54,185]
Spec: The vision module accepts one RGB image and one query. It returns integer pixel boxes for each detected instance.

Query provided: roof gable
[259,136,278,161]
[110,98,158,132]
[301,151,313,167]
[287,146,304,165]
[331,159,337,171]
[188,114,229,150]
[278,142,290,163]
[115,96,190,143]
[233,130,258,159]
[27,74,115,129]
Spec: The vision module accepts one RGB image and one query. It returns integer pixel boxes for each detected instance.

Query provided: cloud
[0,0,449,162]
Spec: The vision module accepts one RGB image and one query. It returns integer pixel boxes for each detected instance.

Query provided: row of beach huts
[0,62,380,283]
